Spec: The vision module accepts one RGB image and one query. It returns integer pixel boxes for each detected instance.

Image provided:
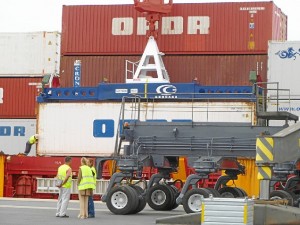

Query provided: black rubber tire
[270,190,294,206]
[285,190,299,207]
[219,187,242,198]
[293,194,300,207]
[106,185,139,215]
[146,184,172,211]
[182,188,211,214]
[235,187,248,197]
[164,185,179,210]
[204,187,221,197]
[130,185,147,214]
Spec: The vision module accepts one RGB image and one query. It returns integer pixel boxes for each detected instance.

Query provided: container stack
[59,2,287,86]
[0,32,61,155]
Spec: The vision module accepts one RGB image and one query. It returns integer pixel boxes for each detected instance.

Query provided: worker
[56,156,72,218]
[77,157,94,219]
[88,158,96,218]
[24,134,38,155]
[101,77,109,83]
[123,122,130,129]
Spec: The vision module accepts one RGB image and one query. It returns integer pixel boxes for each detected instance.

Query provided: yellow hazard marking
[256,153,263,162]
[257,172,264,180]
[262,166,272,178]
[256,138,274,161]
[257,166,272,180]
[265,138,274,148]
[244,204,247,224]
[201,203,205,222]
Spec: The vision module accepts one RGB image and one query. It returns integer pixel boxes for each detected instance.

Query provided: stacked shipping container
[267,41,300,126]
[60,2,287,86]
[60,54,268,86]
[0,32,61,155]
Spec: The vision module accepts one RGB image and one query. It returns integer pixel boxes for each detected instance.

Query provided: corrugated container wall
[61,2,287,55]
[60,55,267,87]
[0,119,37,155]
[0,78,41,118]
[37,101,256,156]
[0,32,60,77]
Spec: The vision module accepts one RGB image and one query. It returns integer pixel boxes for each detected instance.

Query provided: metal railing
[36,178,110,195]
[36,178,146,195]
[125,60,139,80]
[254,82,291,113]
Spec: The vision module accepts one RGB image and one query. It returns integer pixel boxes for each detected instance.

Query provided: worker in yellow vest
[24,134,38,155]
[77,157,94,219]
[55,156,72,218]
[88,158,96,218]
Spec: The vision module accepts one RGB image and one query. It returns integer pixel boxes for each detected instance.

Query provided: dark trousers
[88,195,95,217]
[24,141,32,155]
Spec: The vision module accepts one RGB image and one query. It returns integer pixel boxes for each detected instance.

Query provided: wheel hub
[151,190,167,205]
[111,191,128,209]
[188,194,202,212]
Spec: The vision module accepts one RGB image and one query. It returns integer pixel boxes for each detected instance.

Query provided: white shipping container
[267,97,300,126]
[37,101,256,156]
[267,41,300,96]
[0,32,60,76]
[267,41,300,125]
[0,119,37,155]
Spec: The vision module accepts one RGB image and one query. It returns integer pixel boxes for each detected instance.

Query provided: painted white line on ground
[0,197,105,204]
[0,205,107,211]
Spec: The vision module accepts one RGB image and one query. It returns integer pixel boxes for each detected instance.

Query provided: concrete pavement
[0,197,185,225]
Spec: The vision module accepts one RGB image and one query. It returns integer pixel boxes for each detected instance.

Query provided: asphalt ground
[0,197,186,225]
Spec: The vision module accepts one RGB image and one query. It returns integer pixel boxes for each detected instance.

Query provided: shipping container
[59,54,267,87]
[37,101,256,156]
[267,98,300,126]
[0,77,41,118]
[267,41,300,96]
[0,119,37,155]
[61,2,286,55]
[267,41,300,126]
[0,32,60,77]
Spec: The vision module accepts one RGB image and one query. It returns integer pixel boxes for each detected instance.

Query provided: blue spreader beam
[37,83,259,103]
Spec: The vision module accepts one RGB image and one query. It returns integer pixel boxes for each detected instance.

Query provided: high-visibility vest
[91,166,96,190]
[57,164,72,188]
[28,135,37,144]
[78,165,94,191]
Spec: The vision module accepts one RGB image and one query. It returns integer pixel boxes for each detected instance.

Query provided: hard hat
[34,134,39,139]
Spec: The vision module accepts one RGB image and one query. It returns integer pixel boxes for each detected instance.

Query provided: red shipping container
[59,54,267,87]
[0,78,41,118]
[61,2,287,55]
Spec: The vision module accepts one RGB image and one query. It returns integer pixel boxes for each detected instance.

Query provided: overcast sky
[0,0,299,40]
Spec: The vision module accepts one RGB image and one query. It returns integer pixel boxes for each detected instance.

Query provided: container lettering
[112,16,210,35]
[0,126,25,136]
[73,60,81,87]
